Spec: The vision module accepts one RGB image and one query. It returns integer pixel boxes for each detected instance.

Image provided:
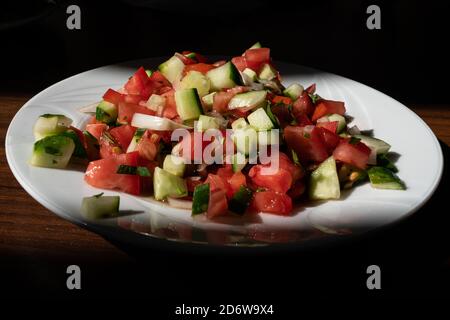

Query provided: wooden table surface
[1,93,449,263]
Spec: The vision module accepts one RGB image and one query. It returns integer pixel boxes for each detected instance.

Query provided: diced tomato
[205,174,228,193]
[178,131,211,163]
[248,165,292,193]
[311,100,346,122]
[288,180,306,199]
[186,177,204,193]
[103,89,124,105]
[250,191,292,216]
[123,94,142,104]
[117,102,155,124]
[84,151,141,195]
[272,95,292,105]
[292,92,315,118]
[87,115,103,125]
[99,132,123,159]
[175,52,196,65]
[244,48,270,72]
[317,121,338,133]
[226,86,248,95]
[333,139,371,170]
[109,125,136,150]
[213,91,235,113]
[86,123,107,141]
[228,172,247,195]
[124,67,149,95]
[277,152,304,181]
[137,131,160,161]
[149,71,171,88]
[296,114,313,127]
[305,83,316,94]
[231,56,247,71]
[161,89,179,119]
[283,125,329,164]
[317,127,340,153]
[183,63,215,75]
[271,104,294,127]
[207,188,228,219]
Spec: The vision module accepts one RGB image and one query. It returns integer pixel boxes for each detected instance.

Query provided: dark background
[1,0,449,308]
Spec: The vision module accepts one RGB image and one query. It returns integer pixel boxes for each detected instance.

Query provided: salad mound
[30,43,405,220]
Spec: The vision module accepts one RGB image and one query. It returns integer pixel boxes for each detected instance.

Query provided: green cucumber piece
[231,152,247,173]
[153,167,188,200]
[33,114,72,140]
[201,92,216,110]
[309,156,340,200]
[158,55,185,84]
[229,186,253,215]
[377,154,398,173]
[81,194,120,219]
[247,107,274,131]
[61,130,87,158]
[174,88,203,121]
[196,115,221,131]
[179,71,210,97]
[317,114,346,133]
[96,100,117,124]
[231,118,249,131]
[353,134,391,165]
[258,130,279,145]
[258,63,277,80]
[283,83,304,100]
[30,135,75,168]
[192,183,210,215]
[241,68,258,85]
[228,90,267,110]
[145,69,153,77]
[206,61,242,91]
[163,155,186,177]
[232,127,258,156]
[249,42,262,49]
[126,128,146,153]
[368,166,405,190]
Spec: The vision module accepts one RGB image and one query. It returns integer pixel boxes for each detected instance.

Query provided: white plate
[5,58,444,246]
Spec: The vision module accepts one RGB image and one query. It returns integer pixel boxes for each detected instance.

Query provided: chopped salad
[29,43,405,220]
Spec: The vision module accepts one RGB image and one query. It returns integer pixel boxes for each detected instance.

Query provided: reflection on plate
[5,58,443,247]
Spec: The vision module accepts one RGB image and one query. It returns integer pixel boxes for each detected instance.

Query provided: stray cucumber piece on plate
[368,166,405,190]
[33,114,72,140]
[81,194,120,219]
[153,167,188,200]
[29,135,75,169]
[309,156,341,200]
[192,183,210,215]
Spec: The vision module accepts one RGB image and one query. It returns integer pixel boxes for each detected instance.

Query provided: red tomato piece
[124,67,149,95]
[272,95,292,105]
[99,132,123,159]
[311,100,346,122]
[333,139,371,170]
[183,63,215,75]
[248,165,292,193]
[231,56,247,71]
[149,71,171,88]
[137,131,160,161]
[207,188,228,219]
[292,92,315,118]
[213,91,235,113]
[287,180,306,199]
[283,125,329,164]
[271,103,294,127]
[250,191,293,216]
[86,123,107,141]
[109,125,136,150]
[244,48,270,71]
[117,102,155,124]
[186,177,204,193]
[317,126,340,153]
[305,83,316,94]
[317,121,338,133]
[103,89,125,105]
[84,151,141,195]
[161,89,179,119]
[175,52,196,65]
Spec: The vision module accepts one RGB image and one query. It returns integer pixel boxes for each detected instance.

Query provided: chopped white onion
[131,113,193,131]
[78,101,101,114]
[167,197,192,210]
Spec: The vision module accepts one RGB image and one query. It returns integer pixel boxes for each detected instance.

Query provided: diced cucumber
[126,128,146,153]
[196,115,220,131]
[258,130,280,145]
[158,55,185,84]
[163,155,186,177]
[228,90,267,110]
[201,92,216,110]
[96,100,117,124]
[241,68,258,85]
[179,71,210,97]
[309,156,340,200]
[184,52,197,60]
[317,114,346,133]
[247,107,274,131]
[249,42,262,49]
[232,127,257,156]
[206,61,242,91]
[192,183,210,215]
[145,69,153,77]
[229,186,253,215]
[33,114,72,140]
[258,63,277,80]
[283,83,304,100]
[231,152,247,173]
[153,167,188,200]
[81,194,120,219]
[146,94,166,112]
[231,118,249,131]
[353,134,391,165]
[368,167,405,190]
[30,135,75,169]
[174,88,203,121]
[61,130,87,158]
[377,154,398,173]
